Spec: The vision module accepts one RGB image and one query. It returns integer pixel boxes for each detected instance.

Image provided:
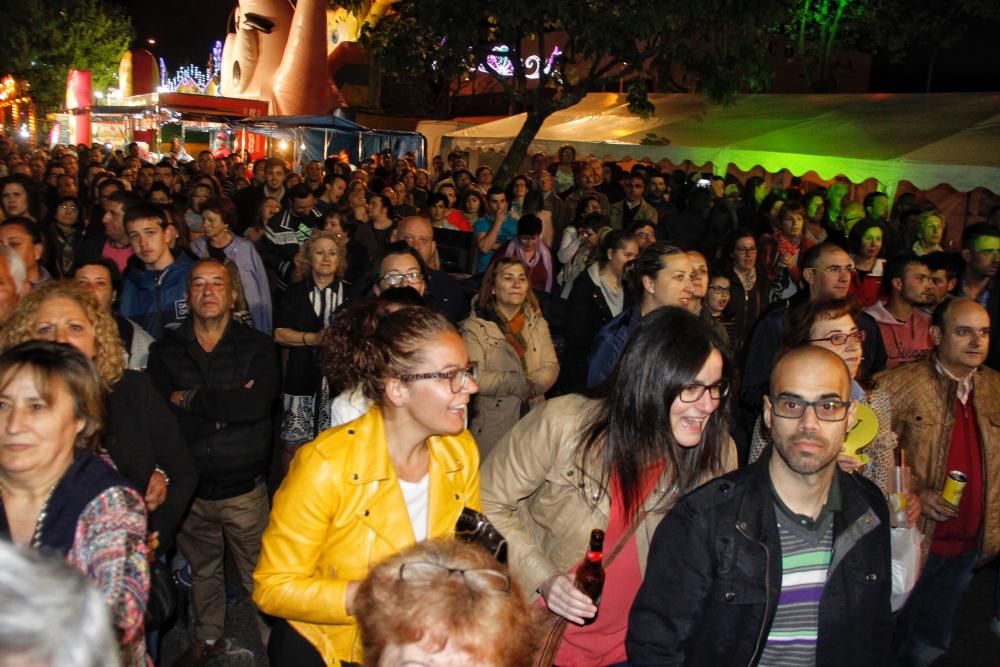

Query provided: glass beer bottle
[574,529,605,625]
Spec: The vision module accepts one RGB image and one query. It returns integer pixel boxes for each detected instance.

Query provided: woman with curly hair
[1,282,196,556]
[461,256,559,457]
[254,305,481,666]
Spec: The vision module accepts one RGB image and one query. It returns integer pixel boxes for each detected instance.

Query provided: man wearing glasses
[629,346,892,666]
[739,241,888,461]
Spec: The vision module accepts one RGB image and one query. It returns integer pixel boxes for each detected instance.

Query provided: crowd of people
[0,132,997,667]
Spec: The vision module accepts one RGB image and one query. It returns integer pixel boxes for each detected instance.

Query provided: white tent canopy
[442,92,1000,194]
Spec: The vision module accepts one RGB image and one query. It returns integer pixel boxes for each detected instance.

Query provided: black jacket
[105,370,197,552]
[627,454,892,667]
[426,269,472,324]
[563,269,615,392]
[146,318,280,500]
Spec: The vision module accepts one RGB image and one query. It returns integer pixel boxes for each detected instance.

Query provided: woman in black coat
[563,229,638,392]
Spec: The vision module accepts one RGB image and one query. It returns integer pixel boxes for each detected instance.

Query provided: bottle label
[585,550,603,563]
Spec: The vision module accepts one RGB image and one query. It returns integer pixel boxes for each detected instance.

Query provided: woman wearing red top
[481,307,737,666]
[849,219,888,307]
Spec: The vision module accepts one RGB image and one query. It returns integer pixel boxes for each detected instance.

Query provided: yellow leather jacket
[252,406,481,664]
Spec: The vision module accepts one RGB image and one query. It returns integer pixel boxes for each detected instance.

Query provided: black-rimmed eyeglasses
[399,363,478,393]
[770,395,851,421]
[678,379,730,403]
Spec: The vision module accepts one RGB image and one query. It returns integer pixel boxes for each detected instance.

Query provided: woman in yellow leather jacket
[253,305,481,666]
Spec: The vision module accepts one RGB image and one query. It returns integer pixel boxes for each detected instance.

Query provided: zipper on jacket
[736,520,771,666]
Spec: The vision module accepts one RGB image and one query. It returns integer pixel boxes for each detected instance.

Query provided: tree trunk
[494,109,547,188]
[925,47,938,93]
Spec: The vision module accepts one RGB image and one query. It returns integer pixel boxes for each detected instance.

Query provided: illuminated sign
[476,45,563,79]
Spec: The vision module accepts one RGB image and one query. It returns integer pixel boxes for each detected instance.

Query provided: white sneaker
[990,615,1000,639]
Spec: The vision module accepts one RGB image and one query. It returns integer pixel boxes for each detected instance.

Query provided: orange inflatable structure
[221,0,341,115]
[119,49,160,97]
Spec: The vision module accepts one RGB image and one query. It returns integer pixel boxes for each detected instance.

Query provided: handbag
[145,559,179,631]
[455,507,508,564]
[532,509,650,667]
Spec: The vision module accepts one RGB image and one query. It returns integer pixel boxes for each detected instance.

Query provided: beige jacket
[480,394,737,598]
[876,357,1000,563]
[460,308,559,459]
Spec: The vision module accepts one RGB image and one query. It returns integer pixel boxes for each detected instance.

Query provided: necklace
[0,482,58,548]
[29,484,58,548]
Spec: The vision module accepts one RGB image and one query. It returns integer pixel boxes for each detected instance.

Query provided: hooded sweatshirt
[120,253,194,340]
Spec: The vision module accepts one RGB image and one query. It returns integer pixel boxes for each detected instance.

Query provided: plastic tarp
[442,92,1000,193]
[230,114,426,167]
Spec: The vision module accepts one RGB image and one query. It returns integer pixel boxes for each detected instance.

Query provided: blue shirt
[473,214,519,273]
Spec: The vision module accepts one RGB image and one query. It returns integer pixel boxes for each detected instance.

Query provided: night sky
[110,0,999,93]
[112,0,234,68]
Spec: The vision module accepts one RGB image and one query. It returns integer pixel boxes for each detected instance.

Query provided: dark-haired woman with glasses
[254,305,482,667]
[371,241,428,297]
[481,306,736,666]
[749,298,920,522]
[44,196,84,278]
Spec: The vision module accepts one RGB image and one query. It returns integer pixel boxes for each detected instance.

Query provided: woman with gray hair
[0,540,119,667]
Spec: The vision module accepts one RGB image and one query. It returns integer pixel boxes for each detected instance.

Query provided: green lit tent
[442,92,1000,195]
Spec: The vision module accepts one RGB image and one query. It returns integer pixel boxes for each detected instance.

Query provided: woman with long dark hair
[481,307,737,666]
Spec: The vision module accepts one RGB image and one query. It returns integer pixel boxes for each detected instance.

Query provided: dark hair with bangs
[0,340,105,451]
[579,306,731,521]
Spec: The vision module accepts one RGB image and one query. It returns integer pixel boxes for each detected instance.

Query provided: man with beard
[878,298,1000,666]
[864,254,936,368]
[629,346,891,666]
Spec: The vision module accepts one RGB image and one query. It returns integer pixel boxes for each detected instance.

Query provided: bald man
[629,346,891,667]
[391,216,470,323]
[878,297,1000,666]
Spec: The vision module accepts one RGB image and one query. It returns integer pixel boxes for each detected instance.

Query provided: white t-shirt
[398,474,430,542]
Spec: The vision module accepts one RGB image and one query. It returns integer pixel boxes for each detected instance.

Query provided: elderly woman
[354,539,536,667]
[0,340,150,666]
[192,196,272,333]
[913,209,945,256]
[2,283,197,557]
[461,257,559,458]
[254,306,481,666]
[481,307,737,666]
[273,231,349,470]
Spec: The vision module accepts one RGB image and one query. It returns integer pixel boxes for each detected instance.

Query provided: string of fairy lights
[157,40,225,95]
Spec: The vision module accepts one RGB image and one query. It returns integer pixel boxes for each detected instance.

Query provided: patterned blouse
[66,486,151,667]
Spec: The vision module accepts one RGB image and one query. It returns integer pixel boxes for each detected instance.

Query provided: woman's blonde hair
[302,230,347,278]
[1,282,126,388]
